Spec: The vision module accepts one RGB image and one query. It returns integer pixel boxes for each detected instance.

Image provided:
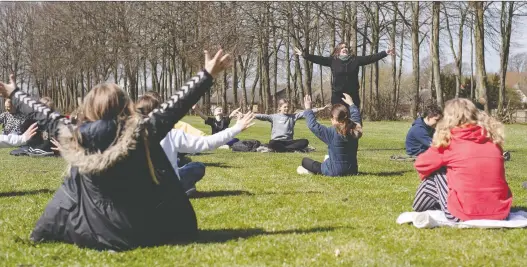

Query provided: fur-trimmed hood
[58,115,143,174]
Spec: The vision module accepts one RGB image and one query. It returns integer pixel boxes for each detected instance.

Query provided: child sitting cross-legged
[297,93,362,176]
[412,98,512,222]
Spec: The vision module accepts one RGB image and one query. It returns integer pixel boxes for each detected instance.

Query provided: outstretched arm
[254,113,273,122]
[192,105,208,120]
[145,50,231,143]
[295,46,331,67]
[303,95,330,144]
[357,51,388,66]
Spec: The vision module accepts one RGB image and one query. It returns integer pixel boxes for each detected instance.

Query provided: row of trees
[0,2,526,119]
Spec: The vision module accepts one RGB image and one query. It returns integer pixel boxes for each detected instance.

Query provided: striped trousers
[412,171,461,222]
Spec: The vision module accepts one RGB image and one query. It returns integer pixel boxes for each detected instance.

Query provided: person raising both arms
[255,99,329,153]
[294,43,395,121]
[193,105,241,147]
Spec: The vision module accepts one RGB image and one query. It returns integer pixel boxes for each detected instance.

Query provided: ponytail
[331,104,362,139]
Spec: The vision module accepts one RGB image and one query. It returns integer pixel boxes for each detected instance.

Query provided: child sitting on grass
[405,103,443,157]
[193,105,241,147]
[136,94,255,196]
[297,93,362,176]
[412,98,512,222]
[255,99,329,153]
[0,49,231,251]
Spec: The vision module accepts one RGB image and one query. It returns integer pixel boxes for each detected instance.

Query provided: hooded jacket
[414,125,512,221]
[10,70,214,251]
[405,117,434,156]
[303,50,387,107]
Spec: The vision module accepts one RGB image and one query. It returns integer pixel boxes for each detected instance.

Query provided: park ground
[1,117,527,266]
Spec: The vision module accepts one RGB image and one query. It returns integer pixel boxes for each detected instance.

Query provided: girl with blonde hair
[0,49,231,251]
[413,98,512,222]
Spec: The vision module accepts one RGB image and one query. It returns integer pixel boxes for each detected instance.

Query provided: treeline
[0,2,525,119]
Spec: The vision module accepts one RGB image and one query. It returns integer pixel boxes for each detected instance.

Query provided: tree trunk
[372,3,380,117]
[349,2,358,55]
[232,56,238,108]
[303,2,313,98]
[432,2,443,107]
[390,2,398,118]
[499,2,514,113]
[411,2,420,119]
[474,1,488,111]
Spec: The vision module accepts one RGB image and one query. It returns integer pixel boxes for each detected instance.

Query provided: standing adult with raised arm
[294,43,395,121]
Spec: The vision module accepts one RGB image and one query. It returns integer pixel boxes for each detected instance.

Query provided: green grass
[1,117,527,266]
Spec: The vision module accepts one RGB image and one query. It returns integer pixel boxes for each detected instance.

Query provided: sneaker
[324,155,329,161]
[27,147,55,157]
[503,151,511,161]
[296,166,313,175]
[218,145,230,149]
[256,146,272,153]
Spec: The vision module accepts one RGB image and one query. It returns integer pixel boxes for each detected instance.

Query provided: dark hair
[144,90,161,102]
[331,104,357,137]
[136,95,160,115]
[422,103,443,118]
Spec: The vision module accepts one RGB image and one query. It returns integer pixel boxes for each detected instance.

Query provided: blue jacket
[305,105,360,176]
[405,117,434,156]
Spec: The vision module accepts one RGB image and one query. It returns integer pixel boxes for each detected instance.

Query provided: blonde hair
[432,98,504,149]
[135,95,160,115]
[79,83,133,122]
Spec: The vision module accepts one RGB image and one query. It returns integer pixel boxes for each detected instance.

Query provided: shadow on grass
[360,170,411,177]
[203,162,235,168]
[190,190,253,198]
[360,148,405,151]
[0,189,54,198]
[258,191,324,195]
[196,226,344,243]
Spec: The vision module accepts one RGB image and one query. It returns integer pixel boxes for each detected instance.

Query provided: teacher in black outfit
[295,43,395,109]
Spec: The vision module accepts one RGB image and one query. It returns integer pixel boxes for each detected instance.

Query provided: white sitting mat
[397,210,527,229]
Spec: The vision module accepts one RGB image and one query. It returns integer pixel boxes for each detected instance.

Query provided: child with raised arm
[412,98,512,222]
[136,95,255,196]
[193,105,241,146]
[0,49,231,251]
[297,93,362,176]
[255,99,328,153]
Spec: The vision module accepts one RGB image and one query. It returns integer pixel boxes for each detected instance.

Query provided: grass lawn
[1,116,527,266]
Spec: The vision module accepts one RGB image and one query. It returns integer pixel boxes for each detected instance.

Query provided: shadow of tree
[195,226,347,244]
[190,190,253,198]
[359,170,411,177]
[0,189,54,198]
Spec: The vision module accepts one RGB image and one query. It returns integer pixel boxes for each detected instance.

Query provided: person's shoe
[296,166,313,175]
[503,151,511,161]
[256,146,271,153]
[324,155,329,161]
[27,147,55,157]
[218,145,230,149]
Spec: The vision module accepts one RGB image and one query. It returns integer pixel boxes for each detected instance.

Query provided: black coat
[303,51,388,107]
[10,70,214,251]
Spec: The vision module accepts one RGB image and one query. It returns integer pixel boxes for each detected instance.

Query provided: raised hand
[50,138,62,152]
[293,47,303,57]
[386,46,396,56]
[304,95,312,109]
[235,111,255,131]
[22,122,38,141]
[204,49,232,78]
[229,107,241,118]
[0,74,17,98]
[341,93,354,106]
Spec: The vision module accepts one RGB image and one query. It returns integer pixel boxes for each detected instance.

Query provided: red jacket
[414,125,512,221]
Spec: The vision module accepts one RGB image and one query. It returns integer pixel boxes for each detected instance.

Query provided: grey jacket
[255,112,305,141]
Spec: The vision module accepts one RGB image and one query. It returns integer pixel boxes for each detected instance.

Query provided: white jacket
[159,124,243,178]
[0,134,26,148]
